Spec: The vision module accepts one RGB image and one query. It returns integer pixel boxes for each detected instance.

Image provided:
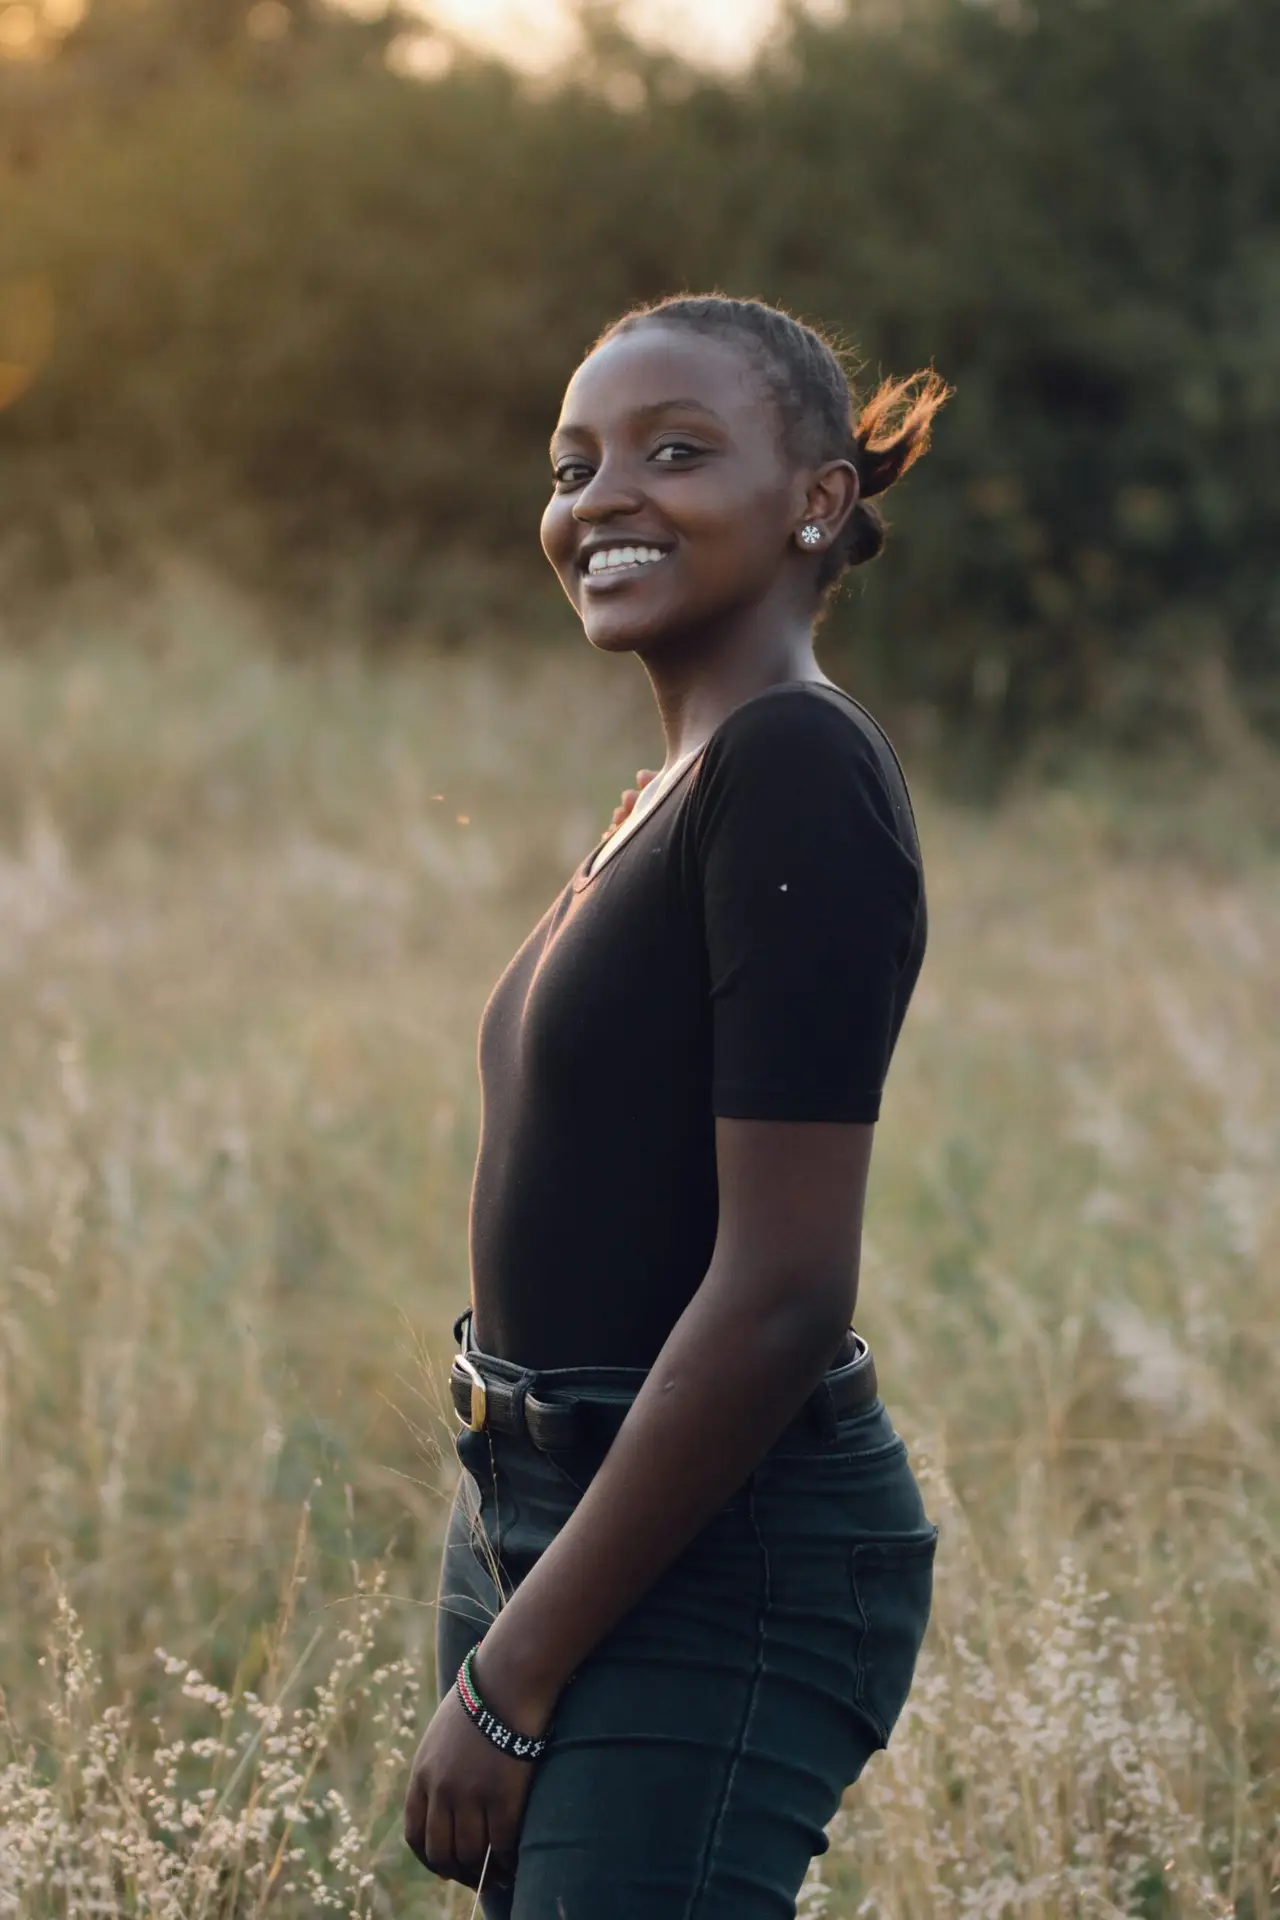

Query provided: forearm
[470,1261,851,1728]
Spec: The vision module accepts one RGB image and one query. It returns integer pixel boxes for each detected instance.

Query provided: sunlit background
[423,0,815,70]
[0,0,1277,1912]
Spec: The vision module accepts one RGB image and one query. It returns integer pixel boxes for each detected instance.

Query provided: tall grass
[0,570,1275,1915]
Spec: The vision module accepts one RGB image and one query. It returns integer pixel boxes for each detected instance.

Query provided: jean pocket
[454,1426,487,1474]
[532,1441,601,1498]
[848,1526,939,1749]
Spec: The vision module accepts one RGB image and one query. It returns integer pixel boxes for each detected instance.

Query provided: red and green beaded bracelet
[455,1645,549,1763]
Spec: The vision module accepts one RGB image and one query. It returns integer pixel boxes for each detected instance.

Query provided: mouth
[578,543,673,588]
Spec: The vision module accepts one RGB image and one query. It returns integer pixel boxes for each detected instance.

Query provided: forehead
[556,324,775,437]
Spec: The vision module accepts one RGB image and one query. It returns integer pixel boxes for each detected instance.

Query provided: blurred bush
[1,0,1278,752]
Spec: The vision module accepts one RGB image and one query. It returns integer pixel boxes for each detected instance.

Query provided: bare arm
[469,1114,874,1730]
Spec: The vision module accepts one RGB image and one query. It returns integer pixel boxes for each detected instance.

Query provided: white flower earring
[798,524,823,549]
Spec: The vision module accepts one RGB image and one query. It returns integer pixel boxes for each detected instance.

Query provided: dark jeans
[435,1358,937,1920]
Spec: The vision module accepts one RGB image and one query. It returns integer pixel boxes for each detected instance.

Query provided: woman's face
[540,325,807,653]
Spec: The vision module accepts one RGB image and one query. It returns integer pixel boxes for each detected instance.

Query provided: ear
[796,459,860,549]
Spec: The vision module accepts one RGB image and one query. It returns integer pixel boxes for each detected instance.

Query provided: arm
[473,1112,875,1729]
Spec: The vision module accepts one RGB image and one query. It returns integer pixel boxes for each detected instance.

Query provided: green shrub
[2,0,1278,750]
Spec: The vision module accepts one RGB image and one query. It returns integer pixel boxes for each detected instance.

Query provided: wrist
[468,1629,563,1738]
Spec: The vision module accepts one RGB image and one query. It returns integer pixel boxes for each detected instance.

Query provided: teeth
[586,545,667,577]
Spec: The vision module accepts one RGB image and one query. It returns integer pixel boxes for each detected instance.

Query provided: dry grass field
[0,572,1276,1917]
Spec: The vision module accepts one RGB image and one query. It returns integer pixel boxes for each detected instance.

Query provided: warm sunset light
[421,0,837,70]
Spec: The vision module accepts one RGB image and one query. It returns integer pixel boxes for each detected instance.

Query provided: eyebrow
[550,396,727,450]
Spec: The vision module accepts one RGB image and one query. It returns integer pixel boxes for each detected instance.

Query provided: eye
[651,440,704,465]
[552,459,593,488]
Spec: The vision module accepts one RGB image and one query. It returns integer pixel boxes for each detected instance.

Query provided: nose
[571,457,644,524]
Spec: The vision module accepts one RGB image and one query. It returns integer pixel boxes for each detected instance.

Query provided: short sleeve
[689,692,923,1124]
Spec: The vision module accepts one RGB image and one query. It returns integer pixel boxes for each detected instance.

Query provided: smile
[582,545,671,583]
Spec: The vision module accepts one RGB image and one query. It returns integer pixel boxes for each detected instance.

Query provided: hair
[592,294,952,593]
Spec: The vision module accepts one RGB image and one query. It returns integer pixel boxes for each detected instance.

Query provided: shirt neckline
[571,749,704,892]
[569,678,859,895]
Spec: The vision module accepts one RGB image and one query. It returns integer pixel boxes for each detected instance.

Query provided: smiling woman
[541,303,947,666]
[403,295,950,1917]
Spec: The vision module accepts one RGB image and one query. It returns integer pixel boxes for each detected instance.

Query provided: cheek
[677,481,789,575]
[540,495,575,573]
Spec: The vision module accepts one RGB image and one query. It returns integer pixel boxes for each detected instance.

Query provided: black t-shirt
[467,681,927,1370]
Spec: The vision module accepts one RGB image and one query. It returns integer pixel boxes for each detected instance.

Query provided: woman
[403,294,950,1918]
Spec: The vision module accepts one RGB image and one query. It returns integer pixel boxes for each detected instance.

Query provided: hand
[402,1676,542,1892]
[606,767,658,835]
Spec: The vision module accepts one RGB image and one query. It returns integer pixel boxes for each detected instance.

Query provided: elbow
[733,1262,856,1366]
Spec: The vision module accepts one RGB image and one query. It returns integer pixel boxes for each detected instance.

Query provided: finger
[403,1771,430,1869]
[423,1796,457,1882]
[488,1796,525,1890]
[452,1802,489,1889]
[488,1829,519,1890]
[637,768,657,784]
[455,1841,508,1896]
[488,1853,515,1893]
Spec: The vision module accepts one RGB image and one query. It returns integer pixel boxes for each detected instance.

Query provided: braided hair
[592,294,951,594]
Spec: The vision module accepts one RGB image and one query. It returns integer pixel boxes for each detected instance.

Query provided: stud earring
[798,524,823,548]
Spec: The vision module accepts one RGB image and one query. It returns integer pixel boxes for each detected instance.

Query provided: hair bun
[844,501,885,569]
[854,369,952,500]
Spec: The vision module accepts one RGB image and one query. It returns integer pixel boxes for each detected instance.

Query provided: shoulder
[707,684,898,776]
[693,684,911,846]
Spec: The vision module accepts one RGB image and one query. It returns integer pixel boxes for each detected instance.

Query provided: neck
[633,600,833,768]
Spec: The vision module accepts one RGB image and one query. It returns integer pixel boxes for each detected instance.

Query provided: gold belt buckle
[454,1353,488,1433]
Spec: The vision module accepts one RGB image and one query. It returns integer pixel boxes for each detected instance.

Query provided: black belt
[448,1313,880,1452]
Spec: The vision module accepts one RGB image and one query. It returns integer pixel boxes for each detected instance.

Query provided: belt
[448,1310,880,1452]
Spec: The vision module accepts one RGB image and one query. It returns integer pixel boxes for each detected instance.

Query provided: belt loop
[809,1377,839,1443]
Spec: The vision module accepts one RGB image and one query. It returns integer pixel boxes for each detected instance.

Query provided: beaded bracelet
[455,1645,549,1763]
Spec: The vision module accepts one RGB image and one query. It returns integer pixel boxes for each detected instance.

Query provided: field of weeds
[0,575,1276,1917]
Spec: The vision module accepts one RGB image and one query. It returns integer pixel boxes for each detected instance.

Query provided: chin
[581,615,654,654]
[579,594,710,655]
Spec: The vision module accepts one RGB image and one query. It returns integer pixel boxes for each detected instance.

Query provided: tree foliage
[1,0,1278,746]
